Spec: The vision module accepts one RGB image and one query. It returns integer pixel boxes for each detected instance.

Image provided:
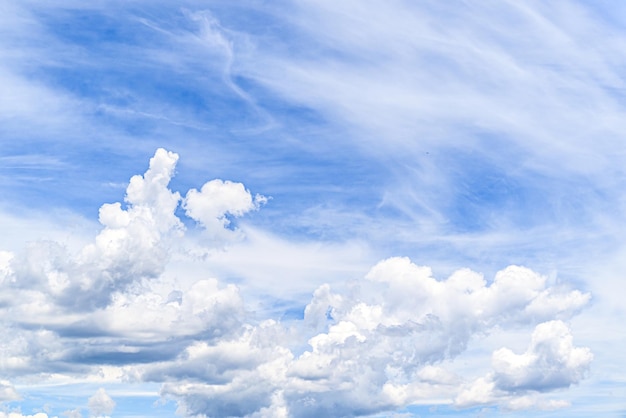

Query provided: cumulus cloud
[0,151,594,417]
[150,257,592,417]
[184,179,266,242]
[1,148,185,312]
[492,320,592,391]
[87,388,115,417]
[89,277,244,341]
[455,320,592,409]
[150,321,293,417]
[0,147,253,314]
[74,148,183,308]
[0,149,261,378]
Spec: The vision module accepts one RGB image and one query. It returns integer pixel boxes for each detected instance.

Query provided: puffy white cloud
[153,322,293,417]
[0,149,262,380]
[87,388,115,418]
[73,148,184,308]
[492,320,592,391]
[0,151,594,417]
[184,179,266,242]
[90,278,244,341]
[0,148,250,311]
[0,149,185,312]
[152,257,592,417]
[455,320,592,409]
[452,376,497,409]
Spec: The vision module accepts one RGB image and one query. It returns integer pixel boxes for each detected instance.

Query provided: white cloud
[240,1,625,172]
[0,251,13,284]
[0,149,184,313]
[205,226,374,303]
[0,150,595,416]
[504,395,570,411]
[455,320,592,409]
[1,0,624,415]
[87,388,115,418]
[1,148,255,315]
[0,149,264,379]
[184,179,266,242]
[454,376,497,409]
[0,380,20,402]
[90,277,245,341]
[152,322,293,417]
[150,256,592,416]
[492,320,592,391]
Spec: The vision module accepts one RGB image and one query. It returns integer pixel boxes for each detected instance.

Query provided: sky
[0,0,625,417]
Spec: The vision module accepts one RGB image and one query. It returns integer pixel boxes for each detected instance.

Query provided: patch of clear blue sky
[9,11,393,195]
[4,2,395,239]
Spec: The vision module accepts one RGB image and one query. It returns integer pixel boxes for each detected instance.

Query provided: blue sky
[1,1,625,417]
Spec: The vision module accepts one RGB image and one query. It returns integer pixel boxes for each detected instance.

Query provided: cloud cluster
[456,320,592,409]
[145,257,591,416]
[0,149,260,377]
[0,150,592,417]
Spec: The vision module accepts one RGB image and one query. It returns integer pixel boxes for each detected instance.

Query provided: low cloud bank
[0,150,591,417]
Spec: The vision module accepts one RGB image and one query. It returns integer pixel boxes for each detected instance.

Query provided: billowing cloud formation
[1,149,185,314]
[492,320,592,391]
[148,257,591,417]
[455,320,592,409]
[1,148,255,309]
[0,149,258,376]
[0,150,592,417]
